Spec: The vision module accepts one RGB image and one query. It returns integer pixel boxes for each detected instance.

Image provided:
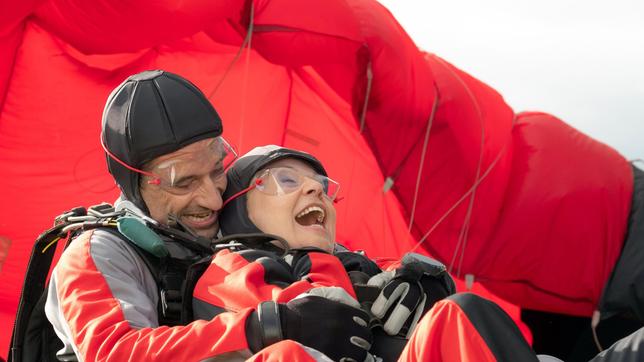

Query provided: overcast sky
[379,0,644,160]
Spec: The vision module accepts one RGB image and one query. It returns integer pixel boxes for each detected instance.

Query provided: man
[44,70,373,361]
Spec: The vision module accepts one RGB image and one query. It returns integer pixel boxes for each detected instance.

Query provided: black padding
[336,251,382,277]
[290,252,313,280]
[370,329,408,362]
[258,301,284,347]
[10,224,65,362]
[192,298,228,321]
[236,249,296,288]
[600,165,644,321]
[21,292,62,362]
[181,257,211,323]
[449,293,539,362]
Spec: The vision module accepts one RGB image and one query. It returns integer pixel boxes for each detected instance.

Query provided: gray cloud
[379,0,644,159]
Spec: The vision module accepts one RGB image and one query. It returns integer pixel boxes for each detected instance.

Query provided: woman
[192,145,537,362]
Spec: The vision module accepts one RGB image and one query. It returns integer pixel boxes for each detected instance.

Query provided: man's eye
[174,179,197,189]
[210,166,225,179]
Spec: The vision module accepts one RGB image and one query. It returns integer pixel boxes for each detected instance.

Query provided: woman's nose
[302,177,324,197]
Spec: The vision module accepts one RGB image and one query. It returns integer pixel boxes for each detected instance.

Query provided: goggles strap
[101,135,236,186]
[100,135,159,183]
[222,179,263,208]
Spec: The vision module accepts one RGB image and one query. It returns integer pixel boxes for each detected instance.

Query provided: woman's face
[246,158,337,252]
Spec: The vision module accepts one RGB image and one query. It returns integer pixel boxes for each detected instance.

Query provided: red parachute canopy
[0,0,632,358]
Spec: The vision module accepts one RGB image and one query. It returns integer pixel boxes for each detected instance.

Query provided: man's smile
[181,210,217,229]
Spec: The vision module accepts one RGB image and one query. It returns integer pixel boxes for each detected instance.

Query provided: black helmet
[101,70,223,213]
[219,145,327,236]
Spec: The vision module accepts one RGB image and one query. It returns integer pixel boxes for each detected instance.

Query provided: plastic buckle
[87,202,116,217]
[54,207,87,226]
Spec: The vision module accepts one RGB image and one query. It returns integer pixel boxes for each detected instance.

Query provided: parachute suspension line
[383,84,441,193]
[342,55,370,239]
[238,2,255,152]
[452,200,474,277]
[208,1,255,100]
[450,102,486,278]
[338,55,372,243]
[410,115,516,255]
[408,87,439,232]
[426,55,485,277]
[279,72,295,147]
[451,120,485,277]
[359,61,373,133]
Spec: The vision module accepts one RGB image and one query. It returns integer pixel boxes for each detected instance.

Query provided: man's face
[140,138,228,239]
[246,158,337,252]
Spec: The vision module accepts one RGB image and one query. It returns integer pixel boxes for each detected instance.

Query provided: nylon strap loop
[258,301,283,347]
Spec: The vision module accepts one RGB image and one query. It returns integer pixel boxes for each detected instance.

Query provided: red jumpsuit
[193,248,358,312]
[194,248,538,361]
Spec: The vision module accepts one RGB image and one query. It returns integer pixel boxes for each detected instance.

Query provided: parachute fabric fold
[0,0,634,359]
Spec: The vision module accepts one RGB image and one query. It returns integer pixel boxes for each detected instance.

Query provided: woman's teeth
[295,206,325,225]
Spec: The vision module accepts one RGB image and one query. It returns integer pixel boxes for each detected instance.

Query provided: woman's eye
[278,175,298,186]
[321,180,329,193]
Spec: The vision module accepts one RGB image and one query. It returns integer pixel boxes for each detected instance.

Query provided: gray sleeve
[45,229,160,360]
[88,229,160,328]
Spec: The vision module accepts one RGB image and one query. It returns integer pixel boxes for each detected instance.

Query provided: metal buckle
[160,289,169,317]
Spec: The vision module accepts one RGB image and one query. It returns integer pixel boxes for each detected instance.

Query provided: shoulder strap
[9,203,130,362]
[10,223,69,362]
[9,204,103,361]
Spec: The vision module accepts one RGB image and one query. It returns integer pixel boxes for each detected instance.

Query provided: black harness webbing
[10,223,71,362]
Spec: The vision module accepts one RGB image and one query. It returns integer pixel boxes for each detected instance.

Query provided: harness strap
[181,257,212,324]
[257,301,284,347]
[10,223,67,362]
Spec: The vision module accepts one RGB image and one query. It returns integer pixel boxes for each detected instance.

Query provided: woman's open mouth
[295,205,326,227]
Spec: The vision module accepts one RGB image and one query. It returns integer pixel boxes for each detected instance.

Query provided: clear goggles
[102,136,237,196]
[145,137,238,195]
[223,167,340,207]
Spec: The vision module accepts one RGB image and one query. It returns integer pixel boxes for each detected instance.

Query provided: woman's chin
[291,235,335,253]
